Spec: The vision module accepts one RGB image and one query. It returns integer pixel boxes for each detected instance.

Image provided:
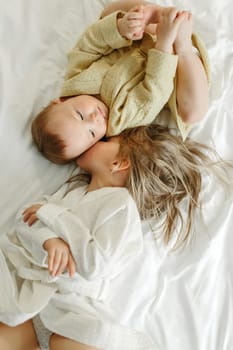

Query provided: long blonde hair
[68,124,230,248]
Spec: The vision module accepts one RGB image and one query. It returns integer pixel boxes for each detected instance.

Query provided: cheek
[77,152,91,168]
[76,156,89,171]
[96,130,106,142]
[97,122,107,138]
[76,145,99,169]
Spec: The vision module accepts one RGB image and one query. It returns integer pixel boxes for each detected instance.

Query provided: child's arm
[107,9,185,135]
[16,207,76,277]
[62,11,133,93]
[34,191,143,281]
[61,5,167,97]
[15,207,59,265]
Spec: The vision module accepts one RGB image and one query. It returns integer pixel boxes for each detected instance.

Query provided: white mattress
[1,0,233,349]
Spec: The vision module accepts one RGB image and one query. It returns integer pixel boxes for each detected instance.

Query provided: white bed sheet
[1,0,233,349]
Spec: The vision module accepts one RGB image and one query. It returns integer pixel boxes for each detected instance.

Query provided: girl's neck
[86,174,125,192]
[86,177,112,192]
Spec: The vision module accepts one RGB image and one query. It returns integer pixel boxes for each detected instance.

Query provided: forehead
[64,94,99,107]
[47,105,77,132]
[47,107,91,158]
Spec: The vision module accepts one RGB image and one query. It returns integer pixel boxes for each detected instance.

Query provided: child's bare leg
[143,4,162,35]
[174,12,209,124]
[101,0,149,18]
[50,333,102,350]
[0,321,40,350]
[101,0,162,22]
[154,8,186,54]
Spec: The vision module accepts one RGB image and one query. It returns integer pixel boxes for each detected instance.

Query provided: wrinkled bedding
[1,0,233,349]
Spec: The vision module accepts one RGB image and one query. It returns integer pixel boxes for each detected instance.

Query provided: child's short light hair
[31,104,69,164]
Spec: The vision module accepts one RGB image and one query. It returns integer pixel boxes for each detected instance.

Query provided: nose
[89,110,100,122]
[90,111,97,119]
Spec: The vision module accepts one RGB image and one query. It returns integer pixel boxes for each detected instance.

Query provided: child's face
[48,95,109,159]
[76,137,120,175]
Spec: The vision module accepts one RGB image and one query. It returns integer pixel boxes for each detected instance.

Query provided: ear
[111,158,130,173]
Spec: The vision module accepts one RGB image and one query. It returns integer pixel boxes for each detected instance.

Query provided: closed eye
[76,111,83,120]
[89,129,95,138]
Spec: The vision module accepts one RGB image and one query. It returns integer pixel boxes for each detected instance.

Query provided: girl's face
[48,95,109,159]
[76,137,121,175]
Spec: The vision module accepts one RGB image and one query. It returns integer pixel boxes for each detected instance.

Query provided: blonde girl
[0,123,225,350]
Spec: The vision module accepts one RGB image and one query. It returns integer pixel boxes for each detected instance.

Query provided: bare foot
[174,11,193,54]
[155,8,187,54]
[143,4,162,24]
[145,23,157,35]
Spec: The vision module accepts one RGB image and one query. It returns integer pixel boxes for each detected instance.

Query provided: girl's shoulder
[86,186,130,202]
[85,187,135,210]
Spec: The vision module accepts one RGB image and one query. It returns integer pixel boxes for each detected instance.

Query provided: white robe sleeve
[36,195,143,280]
[63,11,131,80]
[107,48,178,135]
[15,215,57,265]
[61,11,132,96]
[14,183,71,265]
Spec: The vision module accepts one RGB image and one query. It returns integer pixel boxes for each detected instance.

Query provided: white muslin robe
[0,185,157,349]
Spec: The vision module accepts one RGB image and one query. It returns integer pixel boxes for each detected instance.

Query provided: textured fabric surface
[61,11,209,139]
[0,186,154,349]
[1,1,233,349]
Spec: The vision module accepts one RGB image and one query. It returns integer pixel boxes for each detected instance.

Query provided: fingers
[127,7,144,21]
[126,18,144,29]
[126,11,144,35]
[48,247,56,274]
[174,11,187,26]
[129,5,144,14]
[49,249,68,277]
[178,10,192,20]
[48,248,76,278]
[23,207,36,221]
[163,7,183,23]
[166,7,179,20]
[26,214,38,226]
[132,30,144,40]
[188,12,192,21]
[119,5,145,40]
[67,254,76,277]
[54,251,69,277]
[22,204,42,225]
[162,7,191,23]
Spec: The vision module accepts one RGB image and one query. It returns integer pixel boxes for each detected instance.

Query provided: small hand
[23,204,43,226]
[117,5,145,40]
[43,238,76,278]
